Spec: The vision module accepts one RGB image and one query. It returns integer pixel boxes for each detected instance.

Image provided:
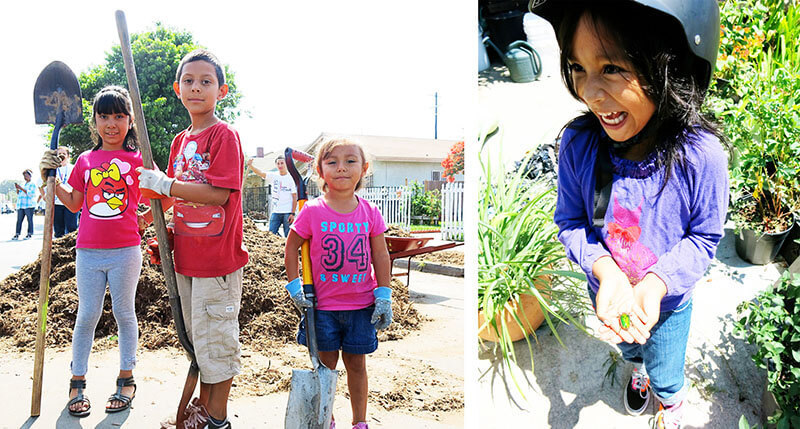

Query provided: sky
[0,1,474,183]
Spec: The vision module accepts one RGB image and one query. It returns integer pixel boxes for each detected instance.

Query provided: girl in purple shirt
[534,0,728,427]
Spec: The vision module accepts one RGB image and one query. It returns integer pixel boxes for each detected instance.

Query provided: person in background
[12,169,38,240]
[247,155,297,237]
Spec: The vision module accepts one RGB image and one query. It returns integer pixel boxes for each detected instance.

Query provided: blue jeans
[589,287,692,406]
[297,306,378,354]
[54,204,78,238]
[15,207,34,237]
[269,212,292,237]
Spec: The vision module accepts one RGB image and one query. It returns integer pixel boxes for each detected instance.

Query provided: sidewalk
[476,222,786,428]
[0,212,46,279]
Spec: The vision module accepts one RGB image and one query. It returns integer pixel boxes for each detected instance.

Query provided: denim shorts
[588,286,692,406]
[297,306,378,355]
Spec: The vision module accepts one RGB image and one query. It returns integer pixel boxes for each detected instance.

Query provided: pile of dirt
[417,250,464,267]
[385,224,412,237]
[0,218,423,350]
[246,210,267,220]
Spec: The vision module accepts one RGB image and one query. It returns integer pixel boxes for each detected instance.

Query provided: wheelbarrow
[385,236,463,285]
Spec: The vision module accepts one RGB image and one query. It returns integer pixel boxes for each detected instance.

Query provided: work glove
[39,149,63,182]
[285,278,313,311]
[371,287,393,331]
[136,167,175,197]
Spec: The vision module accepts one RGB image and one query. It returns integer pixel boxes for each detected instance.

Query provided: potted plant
[734,271,800,428]
[477,124,589,391]
[722,53,800,264]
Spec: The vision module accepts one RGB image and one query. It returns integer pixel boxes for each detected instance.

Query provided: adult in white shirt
[53,146,78,237]
[247,155,297,237]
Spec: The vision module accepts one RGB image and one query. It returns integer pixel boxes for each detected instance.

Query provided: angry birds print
[85,159,135,219]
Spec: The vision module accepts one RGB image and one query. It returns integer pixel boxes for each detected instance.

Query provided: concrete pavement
[0,212,48,279]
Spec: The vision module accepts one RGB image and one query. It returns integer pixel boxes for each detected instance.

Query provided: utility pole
[434,91,438,140]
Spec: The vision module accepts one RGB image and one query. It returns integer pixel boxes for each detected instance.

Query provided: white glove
[136,167,175,197]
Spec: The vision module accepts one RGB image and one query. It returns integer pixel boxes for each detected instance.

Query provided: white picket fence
[358,186,411,230]
[441,182,464,241]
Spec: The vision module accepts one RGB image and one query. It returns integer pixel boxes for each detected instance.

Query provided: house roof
[305,133,459,163]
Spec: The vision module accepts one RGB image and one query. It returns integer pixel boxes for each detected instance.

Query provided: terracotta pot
[477,280,549,342]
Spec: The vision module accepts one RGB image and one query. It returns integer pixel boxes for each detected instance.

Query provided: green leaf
[739,414,751,429]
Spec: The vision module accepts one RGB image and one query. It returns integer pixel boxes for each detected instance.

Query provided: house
[257,133,463,187]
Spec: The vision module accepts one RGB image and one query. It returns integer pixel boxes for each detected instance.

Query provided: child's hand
[284,278,313,311]
[632,273,668,333]
[136,167,175,197]
[39,149,62,181]
[371,287,393,330]
[596,272,650,344]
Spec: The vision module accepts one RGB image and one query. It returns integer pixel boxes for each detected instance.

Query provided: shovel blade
[284,366,338,429]
[33,61,82,125]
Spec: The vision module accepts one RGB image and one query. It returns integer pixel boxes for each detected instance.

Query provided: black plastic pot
[483,10,526,63]
[778,216,800,266]
[735,215,796,265]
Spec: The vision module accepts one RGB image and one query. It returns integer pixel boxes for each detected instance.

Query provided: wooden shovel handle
[115,10,198,425]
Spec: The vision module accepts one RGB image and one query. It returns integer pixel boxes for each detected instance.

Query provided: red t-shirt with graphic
[68,149,143,249]
[167,121,249,277]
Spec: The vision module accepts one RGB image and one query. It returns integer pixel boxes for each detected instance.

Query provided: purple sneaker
[352,423,369,429]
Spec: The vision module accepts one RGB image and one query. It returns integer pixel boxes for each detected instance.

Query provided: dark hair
[556,1,727,190]
[175,49,225,86]
[90,86,139,152]
[275,155,285,163]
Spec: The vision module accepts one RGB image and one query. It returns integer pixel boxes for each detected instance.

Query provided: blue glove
[136,167,175,197]
[285,278,312,311]
[370,287,393,331]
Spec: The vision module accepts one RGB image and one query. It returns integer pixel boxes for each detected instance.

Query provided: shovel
[114,10,200,427]
[284,147,339,429]
[31,61,83,417]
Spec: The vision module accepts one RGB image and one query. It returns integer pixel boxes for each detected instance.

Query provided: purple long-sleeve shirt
[554,122,729,311]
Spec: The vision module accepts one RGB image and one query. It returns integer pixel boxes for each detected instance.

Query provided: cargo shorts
[176,267,243,384]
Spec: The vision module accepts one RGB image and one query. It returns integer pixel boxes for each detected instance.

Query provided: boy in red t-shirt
[137,49,247,429]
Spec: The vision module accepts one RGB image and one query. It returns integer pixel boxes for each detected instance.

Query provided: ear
[173,81,181,97]
[362,162,369,175]
[217,84,229,100]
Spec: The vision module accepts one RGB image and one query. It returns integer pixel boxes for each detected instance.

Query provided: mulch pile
[385,224,412,237]
[0,218,423,351]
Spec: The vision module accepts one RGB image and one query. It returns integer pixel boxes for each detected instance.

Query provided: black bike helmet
[530,0,720,90]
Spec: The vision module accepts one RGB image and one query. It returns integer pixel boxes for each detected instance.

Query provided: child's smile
[568,13,656,143]
[95,112,130,150]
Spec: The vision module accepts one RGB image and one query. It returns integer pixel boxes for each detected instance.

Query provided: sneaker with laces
[352,423,369,429]
[203,417,231,429]
[653,401,684,429]
[624,366,650,415]
[11,235,18,241]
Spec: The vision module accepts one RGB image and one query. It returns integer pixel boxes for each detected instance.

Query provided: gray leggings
[71,246,142,376]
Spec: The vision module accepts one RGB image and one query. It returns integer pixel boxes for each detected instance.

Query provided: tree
[58,23,243,168]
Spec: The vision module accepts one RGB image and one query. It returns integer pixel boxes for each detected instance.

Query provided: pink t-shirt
[68,149,143,249]
[291,196,387,310]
